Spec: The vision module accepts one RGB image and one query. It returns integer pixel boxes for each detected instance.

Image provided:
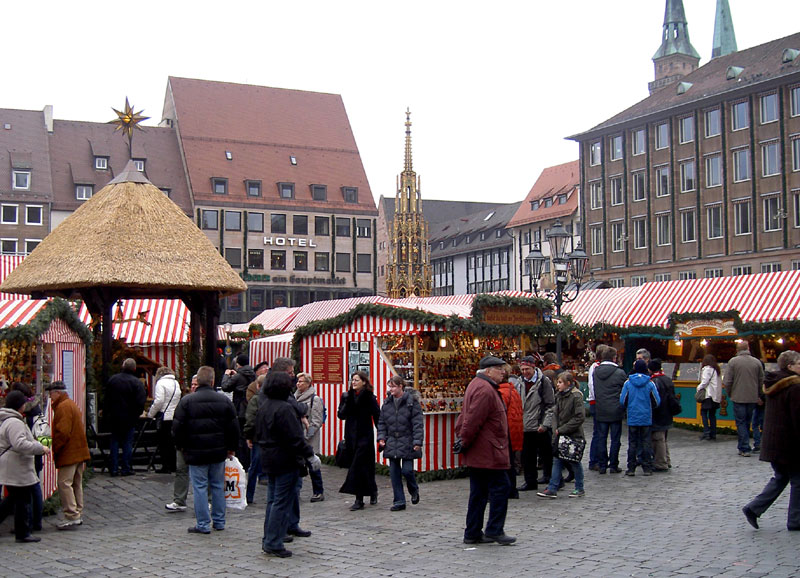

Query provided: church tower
[386,109,432,298]
[711,0,737,59]
[648,0,701,94]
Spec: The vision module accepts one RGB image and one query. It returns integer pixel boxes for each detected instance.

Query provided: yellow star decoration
[109,97,149,139]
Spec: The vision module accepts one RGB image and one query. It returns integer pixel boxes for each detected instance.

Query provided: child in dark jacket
[620,359,660,476]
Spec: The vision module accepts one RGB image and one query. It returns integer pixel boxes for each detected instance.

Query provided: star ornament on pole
[109,97,149,156]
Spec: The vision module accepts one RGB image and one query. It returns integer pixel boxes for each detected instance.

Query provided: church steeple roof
[652,0,701,61]
[711,0,738,59]
[403,108,413,173]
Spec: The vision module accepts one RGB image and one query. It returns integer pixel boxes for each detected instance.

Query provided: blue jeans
[733,402,756,453]
[389,458,419,506]
[752,405,764,449]
[464,468,509,540]
[548,456,584,492]
[745,463,800,529]
[308,467,324,495]
[109,427,135,474]
[263,470,300,551]
[246,444,263,504]
[595,421,622,470]
[188,462,226,532]
[627,425,653,472]
[588,406,600,468]
[287,476,302,532]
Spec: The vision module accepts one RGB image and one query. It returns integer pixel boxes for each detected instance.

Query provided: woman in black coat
[338,371,381,511]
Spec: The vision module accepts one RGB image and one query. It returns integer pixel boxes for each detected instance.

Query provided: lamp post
[523,219,589,364]
[223,321,233,366]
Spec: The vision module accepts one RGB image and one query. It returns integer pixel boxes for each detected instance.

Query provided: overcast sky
[2,1,798,206]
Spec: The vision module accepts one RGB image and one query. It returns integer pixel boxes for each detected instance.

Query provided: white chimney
[43,105,53,133]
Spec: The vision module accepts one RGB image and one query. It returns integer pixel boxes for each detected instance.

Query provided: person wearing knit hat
[619,359,660,476]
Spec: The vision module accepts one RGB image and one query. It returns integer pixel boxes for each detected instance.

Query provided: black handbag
[335,439,352,468]
[556,435,586,463]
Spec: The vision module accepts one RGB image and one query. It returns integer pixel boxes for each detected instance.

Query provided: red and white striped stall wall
[249,332,294,367]
[0,255,26,300]
[299,315,463,472]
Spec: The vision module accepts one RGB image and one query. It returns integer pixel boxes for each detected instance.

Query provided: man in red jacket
[47,381,91,530]
[456,356,515,545]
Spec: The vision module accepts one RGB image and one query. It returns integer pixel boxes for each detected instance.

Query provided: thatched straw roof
[1,162,247,298]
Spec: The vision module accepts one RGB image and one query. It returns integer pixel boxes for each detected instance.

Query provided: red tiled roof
[166,77,376,215]
[507,160,579,228]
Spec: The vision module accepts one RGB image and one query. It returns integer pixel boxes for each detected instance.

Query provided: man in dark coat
[255,371,320,558]
[592,346,627,474]
[103,358,146,476]
[221,353,256,471]
[456,356,515,545]
[172,365,239,534]
[742,350,800,531]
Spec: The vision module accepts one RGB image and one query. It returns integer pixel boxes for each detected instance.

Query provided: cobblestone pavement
[2,424,797,577]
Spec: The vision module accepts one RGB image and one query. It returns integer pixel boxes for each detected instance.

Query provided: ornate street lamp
[523,219,590,364]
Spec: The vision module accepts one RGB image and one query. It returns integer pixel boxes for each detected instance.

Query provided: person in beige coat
[296,372,325,502]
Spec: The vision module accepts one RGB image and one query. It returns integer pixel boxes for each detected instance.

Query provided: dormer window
[12,170,30,191]
[465,235,471,244]
[480,232,486,241]
[530,200,539,210]
[544,198,553,208]
[342,187,358,203]
[278,182,295,199]
[95,156,108,170]
[311,184,327,201]
[212,178,228,195]
[439,241,445,249]
[133,159,145,172]
[495,229,503,238]
[558,194,567,204]
[76,184,93,200]
[246,180,262,197]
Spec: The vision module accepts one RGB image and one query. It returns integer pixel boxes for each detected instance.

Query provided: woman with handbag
[537,372,585,498]
[338,371,380,511]
[697,354,723,441]
[147,366,182,473]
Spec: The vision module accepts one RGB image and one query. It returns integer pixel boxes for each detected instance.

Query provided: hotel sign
[674,318,737,338]
[263,236,317,247]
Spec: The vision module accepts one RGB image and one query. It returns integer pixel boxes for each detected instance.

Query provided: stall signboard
[311,347,344,384]
[482,306,543,326]
[674,318,737,338]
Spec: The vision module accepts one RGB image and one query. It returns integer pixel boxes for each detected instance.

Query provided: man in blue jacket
[620,359,660,476]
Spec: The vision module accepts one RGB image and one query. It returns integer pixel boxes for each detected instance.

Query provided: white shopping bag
[224,456,248,511]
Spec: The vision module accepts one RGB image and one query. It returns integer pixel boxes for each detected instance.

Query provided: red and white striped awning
[77,299,189,344]
[620,270,800,328]
[561,286,642,327]
[248,307,300,331]
[0,299,48,328]
[0,255,28,300]
[249,332,294,366]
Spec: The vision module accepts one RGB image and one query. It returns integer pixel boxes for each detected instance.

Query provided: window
[311,184,327,201]
[224,211,241,231]
[201,210,218,230]
[733,148,751,182]
[680,161,695,192]
[589,141,601,165]
[705,155,722,187]
[794,260,800,271]
[760,93,778,124]
[761,262,782,274]
[294,251,308,271]
[633,218,647,249]
[530,200,539,211]
[335,252,350,272]
[656,214,671,246]
[248,249,264,269]
[793,138,800,172]
[732,101,749,130]
[95,156,108,170]
[315,252,329,271]
[271,214,286,234]
[655,122,669,149]
[763,196,782,232]
[356,253,371,273]
[632,171,646,201]
[792,86,800,116]
[681,210,697,243]
[76,185,93,200]
[609,277,625,288]
[632,129,645,155]
[1,239,18,254]
[558,194,567,205]
[544,198,553,208]
[707,205,723,239]
[24,239,40,254]
[656,166,669,197]
[271,250,286,270]
[654,273,671,282]
[160,188,171,197]
[356,219,371,238]
[705,108,721,137]
[589,181,602,209]
[247,212,264,233]
[12,170,30,190]
[133,159,145,172]
[679,271,697,280]
[1,204,18,224]
[631,275,647,287]
[246,180,262,197]
[610,177,623,205]
[796,191,800,228]
[611,222,624,253]
[335,217,351,237]
[342,187,358,203]
[226,293,242,312]
[212,178,227,194]
[705,268,724,278]
[315,216,330,236]
[25,205,42,225]
[732,265,752,276]
[225,248,242,268]
[679,116,694,143]
[610,135,623,160]
[734,201,752,235]
[762,142,780,176]
[279,183,295,199]
[249,288,265,311]
[590,225,603,255]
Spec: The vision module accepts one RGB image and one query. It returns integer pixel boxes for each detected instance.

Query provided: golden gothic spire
[386,109,432,298]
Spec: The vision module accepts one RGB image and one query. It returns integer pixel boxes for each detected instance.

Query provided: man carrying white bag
[225,456,248,511]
